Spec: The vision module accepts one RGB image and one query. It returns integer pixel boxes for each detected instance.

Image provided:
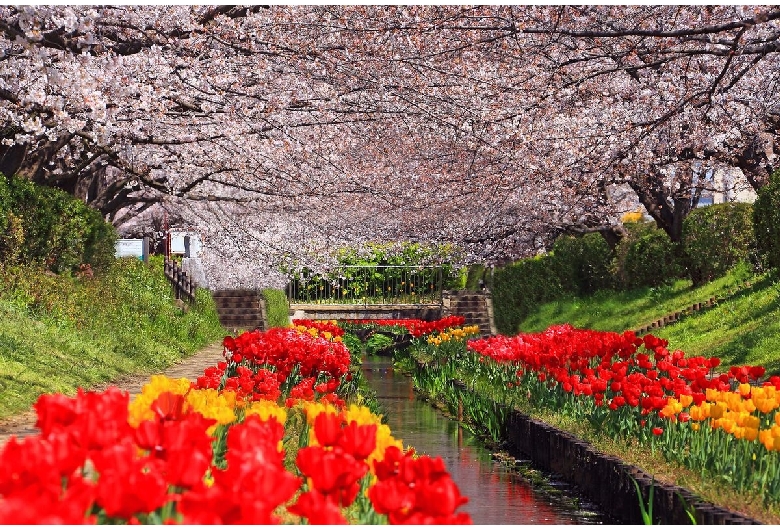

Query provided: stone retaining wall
[504,409,763,524]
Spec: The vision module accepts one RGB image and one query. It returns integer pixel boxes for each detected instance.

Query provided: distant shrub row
[0,173,117,273]
[492,169,780,334]
[753,170,780,271]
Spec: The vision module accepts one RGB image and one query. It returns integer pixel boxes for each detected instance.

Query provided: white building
[707,167,757,206]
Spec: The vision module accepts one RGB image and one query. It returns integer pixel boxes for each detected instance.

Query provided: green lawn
[0,258,226,419]
[519,262,780,371]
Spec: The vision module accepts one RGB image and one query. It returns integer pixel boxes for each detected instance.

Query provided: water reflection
[362,358,605,525]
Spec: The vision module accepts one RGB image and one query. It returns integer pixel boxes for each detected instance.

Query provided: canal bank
[432,372,766,525]
[502,408,763,525]
[362,357,610,525]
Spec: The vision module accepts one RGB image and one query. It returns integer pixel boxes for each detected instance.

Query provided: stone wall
[212,289,267,331]
[504,409,763,524]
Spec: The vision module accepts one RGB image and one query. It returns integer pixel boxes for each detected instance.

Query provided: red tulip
[338,421,377,460]
[296,445,368,501]
[313,411,343,447]
[288,490,347,524]
[34,393,78,437]
[92,442,169,520]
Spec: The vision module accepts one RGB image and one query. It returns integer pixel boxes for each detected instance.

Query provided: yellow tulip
[689,404,709,422]
[186,388,238,435]
[738,395,756,413]
[744,427,759,442]
[245,399,288,424]
[718,417,737,434]
[128,375,192,427]
[303,401,339,425]
[760,429,773,450]
[753,396,777,415]
[345,404,382,426]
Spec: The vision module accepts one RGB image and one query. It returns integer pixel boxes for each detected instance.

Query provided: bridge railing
[286,265,445,306]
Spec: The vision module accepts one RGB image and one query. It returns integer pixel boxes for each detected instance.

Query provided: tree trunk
[628,162,699,243]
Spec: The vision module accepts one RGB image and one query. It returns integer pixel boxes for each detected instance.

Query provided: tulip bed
[345,315,471,338]
[407,323,780,508]
[0,321,473,524]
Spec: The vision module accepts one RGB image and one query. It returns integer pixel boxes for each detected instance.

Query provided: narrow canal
[362,357,609,525]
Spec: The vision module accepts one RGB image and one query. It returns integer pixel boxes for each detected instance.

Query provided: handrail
[164,257,196,302]
[286,265,445,306]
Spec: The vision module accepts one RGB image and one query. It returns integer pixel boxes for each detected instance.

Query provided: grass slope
[0,256,226,419]
[519,262,780,372]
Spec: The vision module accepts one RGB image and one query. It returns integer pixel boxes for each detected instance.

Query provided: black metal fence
[286,265,444,305]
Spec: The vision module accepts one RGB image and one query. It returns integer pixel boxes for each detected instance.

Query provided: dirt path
[0,341,225,446]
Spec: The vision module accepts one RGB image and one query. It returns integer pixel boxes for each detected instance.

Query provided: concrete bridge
[211,290,496,335]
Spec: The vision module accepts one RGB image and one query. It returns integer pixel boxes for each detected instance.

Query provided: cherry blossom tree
[2,6,778,287]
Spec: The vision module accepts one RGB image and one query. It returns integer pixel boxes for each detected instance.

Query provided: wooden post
[142,237,149,263]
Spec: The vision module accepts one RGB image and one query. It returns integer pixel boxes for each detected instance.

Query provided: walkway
[0,341,225,446]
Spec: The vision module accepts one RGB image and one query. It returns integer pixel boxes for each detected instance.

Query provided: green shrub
[753,170,780,271]
[492,254,563,334]
[614,227,683,289]
[445,266,468,290]
[464,264,488,290]
[682,202,755,285]
[0,176,27,263]
[0,173,117,272]
[342,332,364,361]
[286,241,463,301]
[365,333,394,356]
[550,233,614,296]
[262,288,290,328]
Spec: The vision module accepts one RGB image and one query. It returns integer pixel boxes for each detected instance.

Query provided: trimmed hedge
[612,223,683,290]
[753,170,780,271]
[492,233,614,334]
[551,233,613,296]
[682,202,755,285]
[0,173,117,273]
[493,201,762,334]
[261,288,291,328]
[623,231,683,289]
[492,254,563,335]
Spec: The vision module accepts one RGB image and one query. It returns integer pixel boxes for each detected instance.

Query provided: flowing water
[362,358,609,525]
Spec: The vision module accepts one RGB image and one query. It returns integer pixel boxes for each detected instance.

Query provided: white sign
[115,239,144,260]
[170,234,186,254]
[169,232,202,257]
